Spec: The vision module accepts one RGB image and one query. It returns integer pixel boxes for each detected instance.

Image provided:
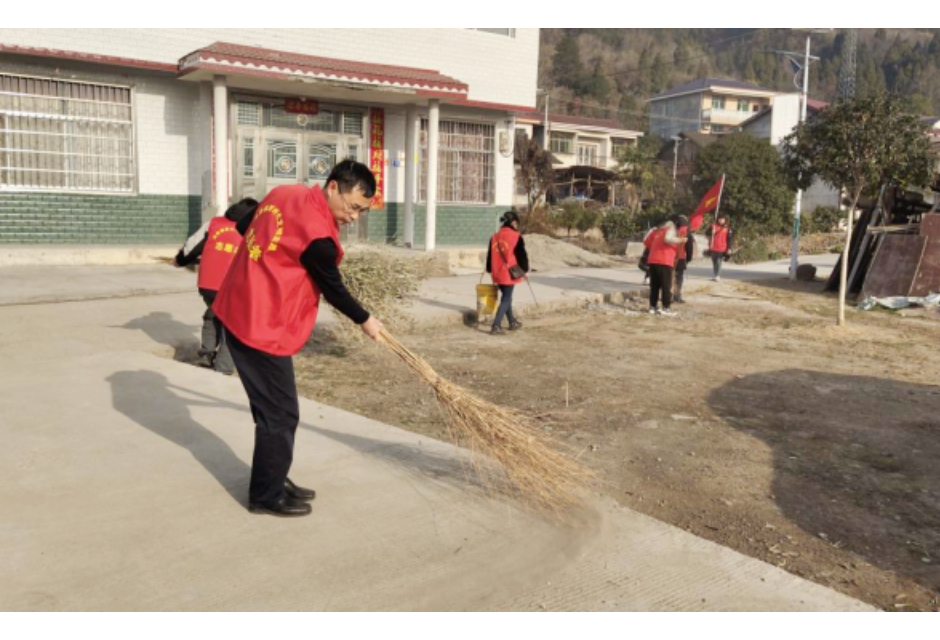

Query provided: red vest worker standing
[644,215,688,316]
[706,216,734,282]
[486,211,529,335]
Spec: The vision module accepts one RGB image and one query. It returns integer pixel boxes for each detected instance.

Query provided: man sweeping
[214,160,383,518]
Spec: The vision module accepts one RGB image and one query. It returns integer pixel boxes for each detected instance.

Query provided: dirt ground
[294,279,940,612]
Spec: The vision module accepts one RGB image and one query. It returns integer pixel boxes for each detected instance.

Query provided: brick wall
[369,204,504,247]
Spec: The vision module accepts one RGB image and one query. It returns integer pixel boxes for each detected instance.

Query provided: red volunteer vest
[197,216,242,292]
[710,224,729,253]
[676,227,689,260]
[490,227,522,286]
[645,228,679,267]
[213,185,342,356]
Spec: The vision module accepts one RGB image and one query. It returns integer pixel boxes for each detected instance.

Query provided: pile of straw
[334,247,432,343]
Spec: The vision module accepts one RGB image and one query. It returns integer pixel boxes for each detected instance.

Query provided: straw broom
[378,329,591,514]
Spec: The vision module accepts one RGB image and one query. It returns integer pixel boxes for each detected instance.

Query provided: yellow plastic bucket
[476,283,499,317]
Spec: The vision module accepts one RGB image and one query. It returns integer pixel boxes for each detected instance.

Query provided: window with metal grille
[419,120,495,205]
[342,112,363,136]
[242,101,365,135]
[243,138,254,177]
[265,105,338,132]
[237,101,262,126]
[0,73,135,193]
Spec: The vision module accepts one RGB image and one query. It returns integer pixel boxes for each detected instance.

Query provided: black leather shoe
[248,497,312,517]
[508,321,523,331]
[490,326,506,336]
[285,478,316,502]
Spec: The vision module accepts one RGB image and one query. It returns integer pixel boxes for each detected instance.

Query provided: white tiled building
[0,29,539,248]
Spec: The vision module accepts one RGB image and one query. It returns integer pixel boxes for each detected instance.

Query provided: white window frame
[550,132,575,155]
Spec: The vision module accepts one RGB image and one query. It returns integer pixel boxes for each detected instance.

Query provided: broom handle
[378,328,441,386]
[525,277,540,310]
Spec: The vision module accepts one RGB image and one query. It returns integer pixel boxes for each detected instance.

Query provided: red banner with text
[369,108,385,210]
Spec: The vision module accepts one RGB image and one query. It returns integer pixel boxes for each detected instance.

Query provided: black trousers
[226,329,299,507]
[198,289,234,374]
[649,264,674,309]
[675,259,688,298]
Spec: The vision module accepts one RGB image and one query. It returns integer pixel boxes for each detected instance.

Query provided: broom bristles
[379,329,591,514]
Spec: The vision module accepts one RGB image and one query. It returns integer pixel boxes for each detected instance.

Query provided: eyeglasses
[338,189,370,215]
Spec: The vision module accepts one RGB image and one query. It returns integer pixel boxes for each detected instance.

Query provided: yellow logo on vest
[245,204,285,262]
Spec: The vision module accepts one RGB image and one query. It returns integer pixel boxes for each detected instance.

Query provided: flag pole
[713,174,726,221]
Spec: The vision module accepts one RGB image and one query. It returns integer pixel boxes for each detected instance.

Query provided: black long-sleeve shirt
[300,239,370,324]
[236,209,370,325]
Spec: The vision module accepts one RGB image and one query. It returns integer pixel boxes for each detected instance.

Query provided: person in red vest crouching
[213,161,383,518]
[644,215,688,317]
[172,198,258,375]
[486,211,530,336]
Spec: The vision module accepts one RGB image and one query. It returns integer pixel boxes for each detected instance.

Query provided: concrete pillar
[212,75,229,216]
[425,99,440,252]
[404,105,417,248]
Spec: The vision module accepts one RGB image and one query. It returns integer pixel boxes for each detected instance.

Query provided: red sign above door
[284,98,319,116]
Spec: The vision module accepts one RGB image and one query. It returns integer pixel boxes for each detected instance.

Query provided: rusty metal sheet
[864,235,926,297]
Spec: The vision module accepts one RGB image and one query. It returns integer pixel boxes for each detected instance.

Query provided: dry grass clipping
[379,328,592,515]
[334,247,431,344]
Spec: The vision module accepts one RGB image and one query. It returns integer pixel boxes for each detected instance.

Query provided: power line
[540,94,716,124]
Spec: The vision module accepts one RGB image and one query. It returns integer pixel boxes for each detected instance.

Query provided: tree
[516,135,555,220]
[575,207,601,242]
[618,94,642,129]
[552,201,582,237]
[600,208,638,241]
[584,60,612,106]
[650,53,670,94]
[694,133,795,235]
[781,92,935,326]
[553,36,585,93]
[617,144,675,215]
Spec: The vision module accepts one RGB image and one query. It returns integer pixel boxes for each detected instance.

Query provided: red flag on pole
[690,175,725,231]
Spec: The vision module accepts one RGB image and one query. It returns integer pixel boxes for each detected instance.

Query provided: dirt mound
[525,234,616,271]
